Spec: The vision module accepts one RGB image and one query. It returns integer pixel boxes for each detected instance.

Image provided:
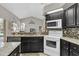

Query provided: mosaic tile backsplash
[63,28,79,39]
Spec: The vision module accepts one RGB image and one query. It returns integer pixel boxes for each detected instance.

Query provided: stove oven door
[44,36,60,56]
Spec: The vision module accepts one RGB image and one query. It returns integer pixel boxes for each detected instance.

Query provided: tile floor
[20,53,48,56]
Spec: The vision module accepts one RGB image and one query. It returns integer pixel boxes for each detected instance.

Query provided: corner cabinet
[60,39,79,56]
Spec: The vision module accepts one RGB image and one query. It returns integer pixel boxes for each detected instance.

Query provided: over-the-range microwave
[46,19,62,29]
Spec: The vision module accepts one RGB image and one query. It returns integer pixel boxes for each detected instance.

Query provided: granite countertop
[61,37,79,45]
[0,42,21,56]
[7,35,47,37]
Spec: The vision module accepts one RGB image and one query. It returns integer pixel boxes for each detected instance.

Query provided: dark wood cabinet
[8,45,20,56]
[45,15,50,21]
[7,37,21,42]
[60,39,70,56]
[60,39,79,56]
[77,4,79,26]
[21,42,31,52]
[65,4,77,27]
[21,37,43,53]
[45,11,63,21]
[45,3,79,28]
[70,42,79,56]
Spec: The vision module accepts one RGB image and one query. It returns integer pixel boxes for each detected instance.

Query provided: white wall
[0,5,20,35]
[0,3,45,20]
[0,5,21,41]
[0,5,19,21]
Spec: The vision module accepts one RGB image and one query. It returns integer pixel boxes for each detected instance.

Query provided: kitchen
[0,3,79,56]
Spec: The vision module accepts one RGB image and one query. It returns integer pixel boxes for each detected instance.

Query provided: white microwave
[46,19,62,29]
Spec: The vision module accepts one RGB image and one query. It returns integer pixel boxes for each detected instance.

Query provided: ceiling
[0,3,65,19]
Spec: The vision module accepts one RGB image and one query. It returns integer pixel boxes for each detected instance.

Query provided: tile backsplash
[63,28,79,39]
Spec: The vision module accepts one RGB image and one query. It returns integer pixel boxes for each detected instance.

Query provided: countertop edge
[61,37,79,45]
[7,35,47,37]
[0,42,21,56]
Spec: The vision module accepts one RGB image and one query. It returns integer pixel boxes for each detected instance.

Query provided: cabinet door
[70,43,79,56]
[21,37,31,53]
[77,4,79,26]
[60,39,70,56]
[30,37,43,52]
[30,42,39,52]
[61,48,69,56]
[21,42,31,53]
[65,5,76,27]
[70,50,79,56]
[21,37,44,53]
[66,8,75,27]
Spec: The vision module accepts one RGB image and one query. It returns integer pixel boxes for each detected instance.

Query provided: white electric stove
[44,30,62,56]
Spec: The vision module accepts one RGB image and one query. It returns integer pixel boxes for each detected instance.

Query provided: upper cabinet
[45,11,63,21]
[63,3,79,28]
[64,4,77,27]
[45,3,79,28]
[77,4,79,26]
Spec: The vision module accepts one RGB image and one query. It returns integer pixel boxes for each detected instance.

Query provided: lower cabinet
[21,37,44,53]
[70,43,79,56]
[8,45,20,56]
[60,39,70,56]
[60,39,79,56]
